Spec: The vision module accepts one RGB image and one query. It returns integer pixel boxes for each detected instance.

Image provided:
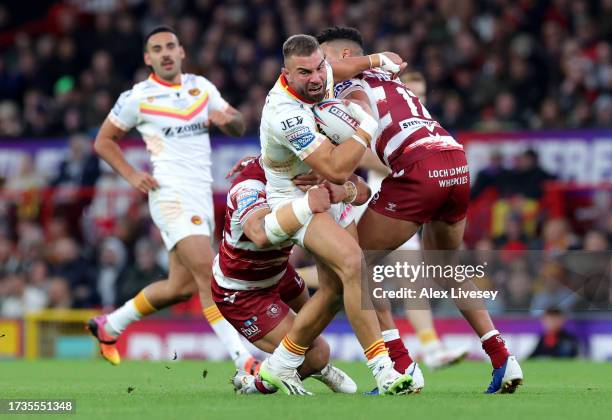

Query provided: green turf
[1,359,610,419]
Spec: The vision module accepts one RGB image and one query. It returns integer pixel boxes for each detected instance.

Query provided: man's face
[283,49,327,102]
[144,32,184,81]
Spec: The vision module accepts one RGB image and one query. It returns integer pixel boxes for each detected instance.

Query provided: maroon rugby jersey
[213,158,293,290]
[334,69,463,171]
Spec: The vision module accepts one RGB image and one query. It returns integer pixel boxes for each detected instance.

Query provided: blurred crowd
[0,0,611,138]
[1,0,611,315]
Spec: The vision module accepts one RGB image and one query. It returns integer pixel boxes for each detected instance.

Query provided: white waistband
[212,255,285,291]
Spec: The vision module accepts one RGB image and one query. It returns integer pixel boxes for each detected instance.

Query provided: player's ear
[144,51,152,66]
[281,66,289,80]
[179,45,186,60]
[342,48,350,59]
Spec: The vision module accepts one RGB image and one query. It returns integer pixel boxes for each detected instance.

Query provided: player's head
[400,71,427,104]
[317,26,364,61]
[282,34,327,102]
[144,26,185,81]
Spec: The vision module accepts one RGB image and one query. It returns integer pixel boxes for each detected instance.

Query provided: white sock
[209,318,252,369]
[480,329,500,342]
[366,354,392,377]
[422,339,444,354]
[269,340,305,370]
[381,328,400,342]
[106,299,141,336]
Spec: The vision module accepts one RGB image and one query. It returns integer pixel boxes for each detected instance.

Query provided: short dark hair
[282,34,320,60]
[144,26,180,50]
[316,26,364,50]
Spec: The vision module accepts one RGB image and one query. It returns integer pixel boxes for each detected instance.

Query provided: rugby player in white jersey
[257,34,414,396]
[318,26,523,394]
[87,26,259,373]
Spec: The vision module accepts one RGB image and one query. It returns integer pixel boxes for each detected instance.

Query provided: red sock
[254,376,276,394]
[385,339,414,373]
[482,332,510,369]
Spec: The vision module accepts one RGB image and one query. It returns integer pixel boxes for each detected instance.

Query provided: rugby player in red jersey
[215,157,370,394]
[318,27,523,394]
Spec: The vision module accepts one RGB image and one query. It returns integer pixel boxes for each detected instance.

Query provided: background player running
[87,26,259,373]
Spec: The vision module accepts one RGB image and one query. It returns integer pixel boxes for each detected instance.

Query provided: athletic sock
[106,291,157,336]
[481,329,510,369]
[382,329,414,373]
[203,305,252,369]
[365,338,393,376]
[268,336,308,370]
[254,376,277,394]
[417,328,444,354]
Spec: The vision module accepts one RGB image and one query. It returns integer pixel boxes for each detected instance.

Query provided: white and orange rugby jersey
[108,73,229,185]
[259,62,334,195]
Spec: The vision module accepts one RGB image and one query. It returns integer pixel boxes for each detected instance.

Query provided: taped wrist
[292,191,314,225]
[263,210,290,244]
[378,53,400,73]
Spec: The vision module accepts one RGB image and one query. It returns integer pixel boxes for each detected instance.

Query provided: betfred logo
[329,106,358,128]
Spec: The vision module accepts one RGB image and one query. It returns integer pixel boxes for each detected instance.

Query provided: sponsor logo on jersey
[189,88,201,96]
[191,215,202,225]
[333,80,353,98]
[236,190,259,215]
[147,96,155,103]
[162,122,209,138]
[266,304,281,318]
[287,129,315,151]
[281,116,304,130]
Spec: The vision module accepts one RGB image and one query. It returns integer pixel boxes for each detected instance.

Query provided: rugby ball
[313,99,358,145]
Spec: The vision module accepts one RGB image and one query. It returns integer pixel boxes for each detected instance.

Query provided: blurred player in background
[319,26,523,394]
[216,157,369,394]
[257,34,415,396]
[354,70,468,370]
[87,26,259,373]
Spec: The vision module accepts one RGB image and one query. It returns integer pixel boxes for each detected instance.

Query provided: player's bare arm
[343,90,390,175]
[94,118,160,193]
[303,101,377,183]
[209,105,246,137]
[242,187,331,248]
[329,52,406,83]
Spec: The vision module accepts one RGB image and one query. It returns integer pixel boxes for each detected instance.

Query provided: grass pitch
[1,359,610,419]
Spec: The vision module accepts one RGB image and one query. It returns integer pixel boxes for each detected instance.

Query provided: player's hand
[127,171,159,193]
[380,52,408,79]
[307,186,331,213]
[293,171,324,192]
[321,181,348,204]
[226,156,258,178]
[208,109,233,127]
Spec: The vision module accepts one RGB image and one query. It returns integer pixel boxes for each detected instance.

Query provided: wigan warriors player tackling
[318,27,523,394]
[213,157,370,394]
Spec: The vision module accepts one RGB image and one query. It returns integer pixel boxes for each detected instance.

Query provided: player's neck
[150,72,182,87]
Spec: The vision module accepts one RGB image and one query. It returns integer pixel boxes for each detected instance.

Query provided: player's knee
[175,281,198,301]
[337,251,363,285]
[188,258,213,281]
